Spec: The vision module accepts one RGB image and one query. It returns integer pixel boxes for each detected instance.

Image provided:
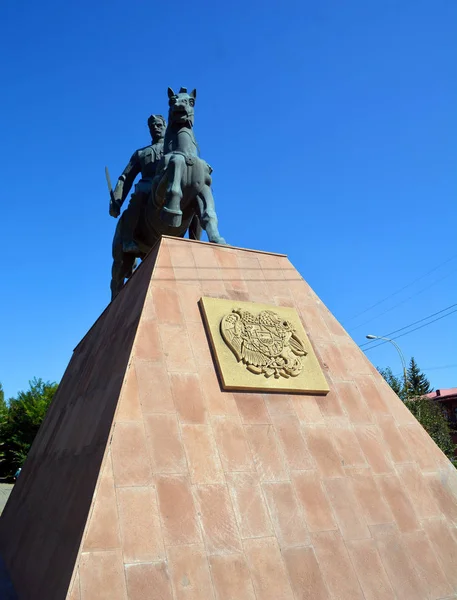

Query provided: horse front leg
[161,154,185,227]
[195,185,226,244]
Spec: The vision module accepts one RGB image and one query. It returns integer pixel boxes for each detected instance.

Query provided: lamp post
[366,335,408,395]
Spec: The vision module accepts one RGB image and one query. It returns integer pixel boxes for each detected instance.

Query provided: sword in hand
[105,166,120,218]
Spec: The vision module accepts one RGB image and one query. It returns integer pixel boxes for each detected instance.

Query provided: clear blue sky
[1,0,456,399]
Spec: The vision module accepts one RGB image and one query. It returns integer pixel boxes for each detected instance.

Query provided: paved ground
[0,485,17,599]
[0,484,13,516]
[0,556,17,600]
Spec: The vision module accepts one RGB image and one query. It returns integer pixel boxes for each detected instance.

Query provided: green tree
[407,356,432,397]
[378,367,406,400]
[0,383,7,473]
[378,357,433,401]
[404,397,456,465]
[0,383,6,421]
[378,359,456,465]
[0,378,58,479]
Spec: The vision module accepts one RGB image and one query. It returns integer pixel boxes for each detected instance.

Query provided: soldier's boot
[122,193,143,253]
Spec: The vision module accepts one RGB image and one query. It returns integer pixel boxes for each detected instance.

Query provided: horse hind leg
[110,259,124,301]
[195,186,226,245]
[110,219,137,301]
[111,220,124,300]
[129,258,140,277]
[110,253,136,301]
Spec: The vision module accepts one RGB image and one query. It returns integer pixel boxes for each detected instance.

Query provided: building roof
[426,388,457,401]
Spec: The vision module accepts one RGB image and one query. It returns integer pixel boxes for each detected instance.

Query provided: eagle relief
[220,308,307,379]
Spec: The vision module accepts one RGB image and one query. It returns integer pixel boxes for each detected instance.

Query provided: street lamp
[366,335,408,394]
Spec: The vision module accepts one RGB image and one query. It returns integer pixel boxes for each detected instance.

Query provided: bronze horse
[110,87,226,299]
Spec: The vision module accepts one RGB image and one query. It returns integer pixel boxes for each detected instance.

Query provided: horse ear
[190,89,197,100]
[167,87,175,98]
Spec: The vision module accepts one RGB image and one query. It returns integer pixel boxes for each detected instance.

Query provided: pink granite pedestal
[1,237,456,600]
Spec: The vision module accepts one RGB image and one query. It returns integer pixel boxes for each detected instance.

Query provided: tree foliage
[0,384,6,422]
[378,357,433,401]
[378,366,406,401]
[403,397,456,464]
[0,383,8,474]
[0,378,58,480]
[378,357,456,465]
[407,357,432,396]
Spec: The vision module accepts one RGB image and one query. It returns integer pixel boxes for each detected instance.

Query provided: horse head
[167,87,196,127]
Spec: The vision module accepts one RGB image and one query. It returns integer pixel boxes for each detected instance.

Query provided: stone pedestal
[1,237,456,600]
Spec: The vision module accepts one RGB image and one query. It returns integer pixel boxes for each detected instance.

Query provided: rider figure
[109,115,166,253]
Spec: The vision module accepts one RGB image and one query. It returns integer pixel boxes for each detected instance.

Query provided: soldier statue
[109,114,166,254]
[108,88,226,300]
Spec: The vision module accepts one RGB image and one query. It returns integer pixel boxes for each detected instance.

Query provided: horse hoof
[211,237,227,245]
[161,207,183,227]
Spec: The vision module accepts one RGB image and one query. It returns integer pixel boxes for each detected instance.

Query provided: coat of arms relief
[199,297,329,395]
[220,308,307,379]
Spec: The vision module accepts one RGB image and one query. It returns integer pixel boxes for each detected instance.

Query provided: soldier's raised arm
[110,151,142,213]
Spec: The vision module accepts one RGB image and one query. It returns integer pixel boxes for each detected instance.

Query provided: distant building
[426,387,457,445]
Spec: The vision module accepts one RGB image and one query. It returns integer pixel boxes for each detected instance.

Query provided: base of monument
[1,236,456,600]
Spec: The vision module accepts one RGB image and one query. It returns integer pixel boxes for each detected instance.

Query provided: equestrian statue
[107,87,226,299]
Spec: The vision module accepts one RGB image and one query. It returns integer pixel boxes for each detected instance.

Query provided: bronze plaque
[200,297,329,394]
